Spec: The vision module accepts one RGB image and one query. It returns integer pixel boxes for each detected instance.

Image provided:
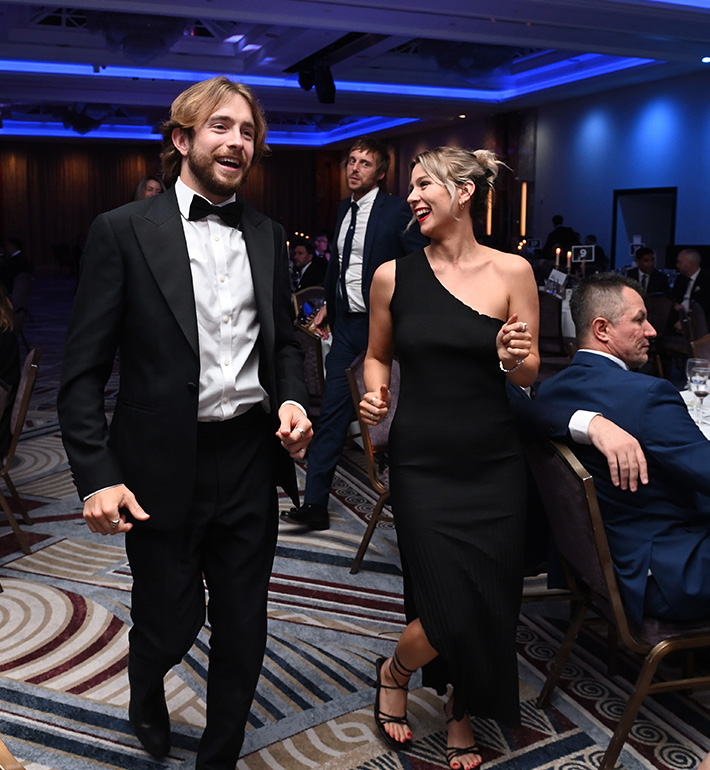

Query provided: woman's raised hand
[360,384,391,425]
[496,313,532,367]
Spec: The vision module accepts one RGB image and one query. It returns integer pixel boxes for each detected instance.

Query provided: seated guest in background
[0,286,20,458]
[291,237,327,290]
[672,248,710,318]
[313,232,331,261]
[582,234,609,274]
[133,175,165,201]
[627,247,670,296]
[0,237,32,295]
[542,214,579,260]
[537,273,710,625]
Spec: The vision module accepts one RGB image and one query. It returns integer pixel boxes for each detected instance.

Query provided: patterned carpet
[0,277,708,769]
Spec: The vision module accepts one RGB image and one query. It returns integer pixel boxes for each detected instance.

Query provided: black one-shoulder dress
[388,250,525,724]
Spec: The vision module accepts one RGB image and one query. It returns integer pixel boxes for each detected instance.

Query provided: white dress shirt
[176,178,267,421]
[337,185,378,313]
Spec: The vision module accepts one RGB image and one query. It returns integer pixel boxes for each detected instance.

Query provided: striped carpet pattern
[0,277,708,769]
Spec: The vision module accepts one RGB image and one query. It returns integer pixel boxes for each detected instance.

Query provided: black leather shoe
[129,692,171,758]
[280,503,330,530]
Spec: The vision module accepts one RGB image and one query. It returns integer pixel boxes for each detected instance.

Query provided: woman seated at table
[360,146,539,769]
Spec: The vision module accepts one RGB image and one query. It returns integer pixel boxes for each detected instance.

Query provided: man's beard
[186,144,248,197]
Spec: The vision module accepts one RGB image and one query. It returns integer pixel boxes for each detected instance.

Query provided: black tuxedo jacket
[324,189,426,328]
[296,256,327,289]
[672,268,710,319]
[58,187,307,529]
[627,267,670,296]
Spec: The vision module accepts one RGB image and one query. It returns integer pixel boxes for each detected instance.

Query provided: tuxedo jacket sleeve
[58,188,307,526]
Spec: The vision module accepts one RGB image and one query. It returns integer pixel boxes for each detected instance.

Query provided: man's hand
[83,484,149,535]
[313,305,330,340]
[277,404,313,459]
[588,415,648,491]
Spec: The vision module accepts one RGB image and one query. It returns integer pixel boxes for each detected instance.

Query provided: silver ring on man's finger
[297,428,305,438]
[369,397,376,404]
[109,519,120,527]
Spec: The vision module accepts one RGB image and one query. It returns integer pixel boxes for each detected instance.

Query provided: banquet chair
[691,332,710,361]
[0,737,26,770]
[527,439,710,770]
[293,325,325,420]
[292,286,325,319]
[0,348,41,556]
[345,352,399,574]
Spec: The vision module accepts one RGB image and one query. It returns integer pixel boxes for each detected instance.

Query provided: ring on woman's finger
[297,428,305,438]
[369,396,376,404]
[521,322,528,332]
[109,519,120,528]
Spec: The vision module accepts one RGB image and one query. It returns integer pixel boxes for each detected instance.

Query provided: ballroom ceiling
[1,0,710,145]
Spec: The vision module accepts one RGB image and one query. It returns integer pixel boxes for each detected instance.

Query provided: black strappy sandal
[373,653,414,750]
[445,704,482,769]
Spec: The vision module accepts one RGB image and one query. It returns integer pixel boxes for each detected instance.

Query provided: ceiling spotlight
[702,56,710,63]
[298,61,335,103]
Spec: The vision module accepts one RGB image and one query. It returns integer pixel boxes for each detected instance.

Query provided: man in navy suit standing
[537,273,710,625]
[282,136,427,530]
[59,76,312,769]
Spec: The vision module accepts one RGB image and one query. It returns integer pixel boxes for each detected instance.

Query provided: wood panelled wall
[0,140,343,275]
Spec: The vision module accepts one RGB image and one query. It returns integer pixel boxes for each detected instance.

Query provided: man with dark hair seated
[536,272,710,625]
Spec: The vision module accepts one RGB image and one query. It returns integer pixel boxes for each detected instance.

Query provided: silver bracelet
[499,358,524,374]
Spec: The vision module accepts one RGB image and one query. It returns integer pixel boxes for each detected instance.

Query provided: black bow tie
[188,196,243,227]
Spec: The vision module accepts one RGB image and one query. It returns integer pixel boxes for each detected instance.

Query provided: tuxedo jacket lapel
[241,204,275,352]
[131,188,199,357]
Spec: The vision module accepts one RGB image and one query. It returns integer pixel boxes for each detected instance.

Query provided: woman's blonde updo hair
[411,146,502,226]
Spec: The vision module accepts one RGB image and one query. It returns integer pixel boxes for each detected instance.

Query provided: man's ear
[591,316,611,342]
[172,127,190,158]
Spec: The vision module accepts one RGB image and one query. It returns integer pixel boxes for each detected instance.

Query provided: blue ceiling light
[702,56,710,63]
[0,51,659,143]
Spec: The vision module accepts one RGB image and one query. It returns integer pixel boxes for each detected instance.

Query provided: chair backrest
[346,352,400,491]
[525,439,644,650]
[292,286,325,319]
[293,325,325,410]
[643,292,673,337]
[538,290,565,355]
[3,348,40,466]
[688,300,709,341]
[691,333,710,361]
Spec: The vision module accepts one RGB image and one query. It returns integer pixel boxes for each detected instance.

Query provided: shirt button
[224,359,230,366]
[213,235,220,242]
[223,315,230,324]
[219,275,226,282]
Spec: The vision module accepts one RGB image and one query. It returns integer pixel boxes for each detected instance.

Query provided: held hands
[277,404,313,459]
[496,313,532,369]
[360,385,391,426]
[83,484,149,536]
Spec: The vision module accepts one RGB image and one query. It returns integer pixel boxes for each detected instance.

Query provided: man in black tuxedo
[282,136,426,530]
[291,238,327,290]
[58,77,312,770]
[672,248,710,320]
[627,247,670,296]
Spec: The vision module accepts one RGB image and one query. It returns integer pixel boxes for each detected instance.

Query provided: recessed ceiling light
[458,114,466,119]
[702,56,710,63]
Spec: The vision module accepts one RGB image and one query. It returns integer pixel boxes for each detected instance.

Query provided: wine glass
[686,358,709,390]
[690,366,710,423]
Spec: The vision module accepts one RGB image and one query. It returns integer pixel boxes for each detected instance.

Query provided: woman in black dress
[360,147,539,769]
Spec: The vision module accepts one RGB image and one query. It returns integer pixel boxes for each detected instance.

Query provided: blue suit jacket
[537,351,710,623]
[324,188,426,327]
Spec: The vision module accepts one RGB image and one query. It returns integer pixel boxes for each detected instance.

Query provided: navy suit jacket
[324,188,426,328]
[58,186,308,529]
[537,351,710,623]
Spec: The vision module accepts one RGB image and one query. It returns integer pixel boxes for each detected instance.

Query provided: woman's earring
[459,199,465,210]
